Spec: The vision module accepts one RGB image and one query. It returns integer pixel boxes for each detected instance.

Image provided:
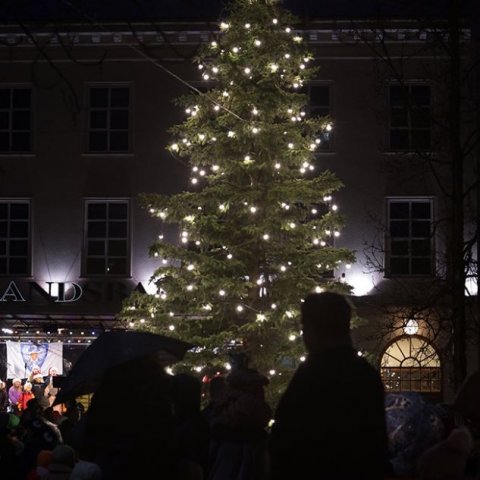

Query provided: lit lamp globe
[404,319,419,335]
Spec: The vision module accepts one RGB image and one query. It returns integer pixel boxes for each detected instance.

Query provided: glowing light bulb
[212,66,219,73]
[289,222,296,228]
[252,127,259,134]
[191,178,198,184]
[227,253,233,259]
[263,234,270,240]
[293,35,302,42]
[169,325,175,331]
[187,264,194,271]
[219,290,226,296]
[254,39,262,46]
[214,105,220,111]
[252,107,258,115]
[285,27,291,33]
[236,305,244,312]
[275,163,281,169]
[284,53,290,59]
[170,143,179,151]
[272,18,278,24]
[220,22,229,30]
[250,206,257,213]
[288,142,294,149]
[245,23,251,29]
[232,46,239,53]
[270,63,279,72]
[244,67,251,74]
[228,131,235,137]
[211,41,218,48]
[289,334,296,341]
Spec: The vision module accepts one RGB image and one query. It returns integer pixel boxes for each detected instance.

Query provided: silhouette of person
[269,291,389,480]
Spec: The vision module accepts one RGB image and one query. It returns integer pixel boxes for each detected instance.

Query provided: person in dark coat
[269,291,390,480]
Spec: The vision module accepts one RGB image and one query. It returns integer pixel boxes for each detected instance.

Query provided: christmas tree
[121,0,355,400]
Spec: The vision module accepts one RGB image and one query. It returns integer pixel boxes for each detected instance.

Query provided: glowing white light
[212,66,219,73]
[194,366,203,372]
[191,178,198,185]
[272,18,278,24]
[288,143,294,149]
[404,319,419,335]
[285,311,294,318]
[293,35,302,42]
[313,238,319,245]
[311,208,318,214]
[280,265,287,272]
[227,253,233,259]
[186,285,194,291]
[169,325,175,331]
[332,204,338,211]
[232,46,239,53]
[269,369,276,376]
[289,334,296,341]
[222,91,230,97]
[202,304,212,311]
[198,133,206,141]
[357,351,363,357]
[270,63,279,72]
[284,53,291,59]
[219,204,226,211]
[257,313,267,322]
[252,108,258,115]
[271,303,277,309]
[252,127,259,134]
[245,23,251,29]
[236,305,244,312]
[219,290,226,296]
[228,131,235,138]
[212,165,220,171]
[315,286,323,293]
[203,74,210,80]
[187,264,194,271]
[326,123,333,131]
[220,22,230,30]
[334,231,340,237]
[170,143,179,151]
[285,27,291,33]
[214,105,220,111]
[274,163,281,169]
[211,41,218,48]
[250,206,257,213]
[254,39,262,46]
[263,234,270,240]
[289,222,296,228]
[244,67,251,74]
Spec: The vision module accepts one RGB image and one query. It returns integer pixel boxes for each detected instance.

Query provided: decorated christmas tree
[120,0,355,399]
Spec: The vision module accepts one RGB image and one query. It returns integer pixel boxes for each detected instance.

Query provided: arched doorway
[380,335,441,394]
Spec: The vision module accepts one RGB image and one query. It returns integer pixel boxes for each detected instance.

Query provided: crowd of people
[0,291,479,479]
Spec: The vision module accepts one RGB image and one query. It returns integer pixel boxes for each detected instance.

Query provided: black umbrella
[54,330,193,404]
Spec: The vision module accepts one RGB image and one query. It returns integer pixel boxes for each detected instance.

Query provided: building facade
[0,1,477,400]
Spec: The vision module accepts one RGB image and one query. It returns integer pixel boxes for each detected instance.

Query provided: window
[0,201,30,275]
[381,336,441,393]
[389,84,431,151]
[387,198,433,276]
[84,200,130,276]
[88,86,130,152]
[305,84,332,150]
[0,88,32,153]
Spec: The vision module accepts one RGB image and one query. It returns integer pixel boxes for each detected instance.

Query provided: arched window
[380,335,441,393]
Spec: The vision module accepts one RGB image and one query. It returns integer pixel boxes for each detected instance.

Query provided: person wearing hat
[0,411,23,476]
[269,291,390,480]
[19,382,35,412]
[8,378,23,413]
[45,444,76,479]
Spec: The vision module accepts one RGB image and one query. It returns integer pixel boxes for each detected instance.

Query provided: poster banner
[6,341,63,379]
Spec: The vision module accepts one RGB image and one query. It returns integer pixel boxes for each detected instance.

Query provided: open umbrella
[54,330,193,404]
